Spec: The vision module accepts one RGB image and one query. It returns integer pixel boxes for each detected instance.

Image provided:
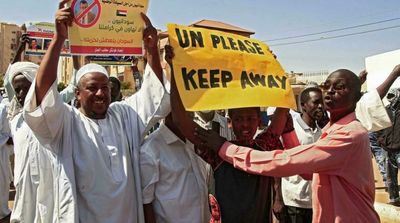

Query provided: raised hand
[164,45,174,68]
[55,0,73,41]
[20,33,30,45]
[358,70,368,85]
[12,33,30,63]
[390,64,400,77]
[140,12,163,81]
[141,12,158,50]
[132,57,139,66]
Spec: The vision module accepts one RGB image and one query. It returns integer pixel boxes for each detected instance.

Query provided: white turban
[4,62,39,101]
[3,62,39,121]
[7,62,39,84]
[76,63,109,84]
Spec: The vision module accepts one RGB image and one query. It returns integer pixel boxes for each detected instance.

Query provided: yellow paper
[68,0,148,55]
[167,24,296,111]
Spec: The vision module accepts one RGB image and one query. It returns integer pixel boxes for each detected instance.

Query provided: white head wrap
[76,63,109,84]
[4,62,39,121]
[7,62,39,84]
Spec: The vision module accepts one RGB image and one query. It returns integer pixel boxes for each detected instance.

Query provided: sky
[1,0,399,73]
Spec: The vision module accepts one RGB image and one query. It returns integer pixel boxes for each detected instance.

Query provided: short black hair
[80,0,88,4]
[109,76,121,90]
[329,69,362,102]
[332,69,361,91]
[299,87,322,104]
[228,107,260,118]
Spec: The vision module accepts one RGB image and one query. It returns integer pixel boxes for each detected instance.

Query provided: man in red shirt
[196,69,380,223]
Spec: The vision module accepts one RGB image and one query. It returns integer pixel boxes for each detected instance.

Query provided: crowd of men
[1,1,400,223]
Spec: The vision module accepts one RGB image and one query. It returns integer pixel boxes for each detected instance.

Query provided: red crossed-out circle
[72,0,101,28]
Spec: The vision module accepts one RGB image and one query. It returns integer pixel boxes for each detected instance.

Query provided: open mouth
[94,100,105,105]
[324,96,333,103]
[240,130,253,137]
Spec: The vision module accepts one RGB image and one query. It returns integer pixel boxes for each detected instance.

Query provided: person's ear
[75,88,81,101]
[355,91,362,102]
[227,117,232,128]
[301,102,306,112]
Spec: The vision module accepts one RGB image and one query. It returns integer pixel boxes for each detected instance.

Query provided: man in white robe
[7,61,76,223]
[0,103,12,220]
[23,3,169,223]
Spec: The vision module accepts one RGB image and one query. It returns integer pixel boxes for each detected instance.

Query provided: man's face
[110,81,121,102]
[80,2,88,10]
[302,90,324,121]
[322,71,358,115]
[230,108,260,143]
[31,39,37,48]
[76,72,111,119]
[12,74,32,106]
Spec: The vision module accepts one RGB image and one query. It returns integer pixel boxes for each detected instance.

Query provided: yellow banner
[167,24,296,111]
[68,0,148,55]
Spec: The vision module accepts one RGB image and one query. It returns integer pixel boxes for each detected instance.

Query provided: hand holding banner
[167,24,296,111]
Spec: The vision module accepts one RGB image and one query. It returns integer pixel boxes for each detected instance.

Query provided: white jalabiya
[140,123,211,223]
[10,113,76,223]
[23,65,170,223]
[0,104,12,219]
[9,65,77,223]
[355,89,392,132]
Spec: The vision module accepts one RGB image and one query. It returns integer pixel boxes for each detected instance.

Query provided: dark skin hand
[35,0,72,105]
[376,64,400,99]
[12,33,30,64]
[272,177,285,221]
[194,127,227,153]
[194,108,292,153]
[358,70,367,85]
[141,12,163,83]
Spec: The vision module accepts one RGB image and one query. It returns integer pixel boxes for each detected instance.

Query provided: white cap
[76,63,109,84]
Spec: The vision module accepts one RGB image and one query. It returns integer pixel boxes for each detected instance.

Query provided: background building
[0,22,22,75]
[295,70,330,85]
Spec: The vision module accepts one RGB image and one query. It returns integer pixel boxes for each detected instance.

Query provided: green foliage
[57,82,66,92]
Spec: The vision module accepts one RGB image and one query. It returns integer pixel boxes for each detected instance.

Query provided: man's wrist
[388,70,399,79]
[53,35,67,44]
